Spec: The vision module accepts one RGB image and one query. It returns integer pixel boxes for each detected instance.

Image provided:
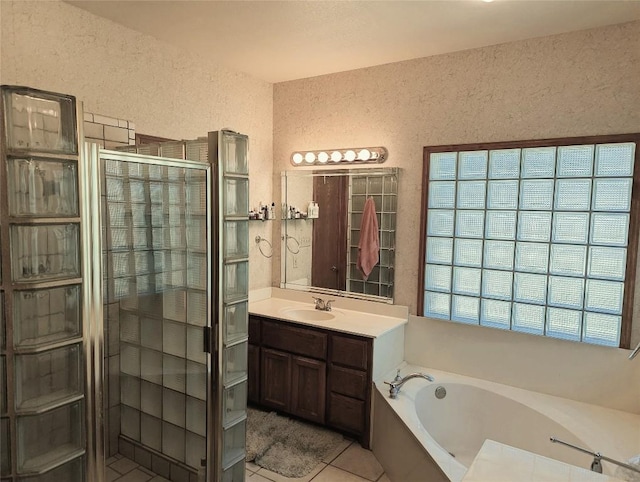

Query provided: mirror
[281,167,398,302]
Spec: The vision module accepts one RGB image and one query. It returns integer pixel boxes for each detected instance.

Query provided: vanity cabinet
[248,315,373,447]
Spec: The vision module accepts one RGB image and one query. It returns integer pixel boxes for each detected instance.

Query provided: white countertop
[248,288,408,338]
[462,440,625,482]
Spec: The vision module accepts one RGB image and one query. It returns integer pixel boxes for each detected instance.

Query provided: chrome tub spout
[385,370,434,399]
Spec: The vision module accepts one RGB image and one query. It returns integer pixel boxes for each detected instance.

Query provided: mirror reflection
[281,168,398,301]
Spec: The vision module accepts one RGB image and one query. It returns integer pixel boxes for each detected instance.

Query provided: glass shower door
[97,151,211,481]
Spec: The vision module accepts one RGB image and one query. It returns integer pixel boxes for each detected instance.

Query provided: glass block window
[421,137,639,347]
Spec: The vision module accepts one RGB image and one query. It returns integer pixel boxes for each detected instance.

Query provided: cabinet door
[248,344,260,404]
[291,356,326,424]
[328,392,365,435]
[260,348,291,411]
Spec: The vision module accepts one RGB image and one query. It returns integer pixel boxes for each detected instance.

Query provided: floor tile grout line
[325,440,355,465]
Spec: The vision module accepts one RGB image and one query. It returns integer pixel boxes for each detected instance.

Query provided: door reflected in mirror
[281,168,398,302]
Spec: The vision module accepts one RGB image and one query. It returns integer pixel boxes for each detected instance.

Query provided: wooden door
[311,175,348,290]
[260,348,291,411]
[291,356,326,423]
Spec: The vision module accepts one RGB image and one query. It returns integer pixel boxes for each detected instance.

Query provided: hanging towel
[357,197,379,280]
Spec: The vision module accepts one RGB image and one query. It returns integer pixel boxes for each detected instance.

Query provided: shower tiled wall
[83,113,135,150]
[101,156,208,478]
[86,113,137,458]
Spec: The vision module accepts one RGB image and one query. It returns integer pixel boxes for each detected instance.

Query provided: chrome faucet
[385,370,434,399]
[312,296,334,311]
[629,340,640,360]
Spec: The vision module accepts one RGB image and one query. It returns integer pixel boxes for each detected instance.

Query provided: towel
[357,197,379,280]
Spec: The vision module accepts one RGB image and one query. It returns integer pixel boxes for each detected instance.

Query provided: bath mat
[246,407,345,478]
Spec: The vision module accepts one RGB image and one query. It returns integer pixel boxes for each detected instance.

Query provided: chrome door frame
[84,147,213,482]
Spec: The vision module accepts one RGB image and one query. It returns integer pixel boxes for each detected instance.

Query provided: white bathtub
[373,365,640,482]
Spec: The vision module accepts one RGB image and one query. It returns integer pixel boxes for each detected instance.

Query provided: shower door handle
[203,326,212,353]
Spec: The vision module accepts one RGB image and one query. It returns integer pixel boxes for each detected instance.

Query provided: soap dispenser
[308,201,319,219]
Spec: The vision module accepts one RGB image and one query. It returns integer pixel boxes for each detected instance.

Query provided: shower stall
[0,86,250,481]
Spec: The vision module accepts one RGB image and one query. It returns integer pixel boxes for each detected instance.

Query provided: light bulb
[357,149,371,161]
[304,152,316,163]
[292,153,303,164]
[318,152,329,163]
[345,150,356,162]
[331,151,342,162]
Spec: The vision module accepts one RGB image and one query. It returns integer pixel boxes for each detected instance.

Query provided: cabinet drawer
[249,316,261,343]
[330,335,369,370]
[262,320,327,359]
[328,392,365,434]
[329,365,368,400]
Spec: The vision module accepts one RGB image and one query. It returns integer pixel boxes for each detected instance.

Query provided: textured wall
[273,20,640,410]
[0,0,274,290]
[273,20,640,335]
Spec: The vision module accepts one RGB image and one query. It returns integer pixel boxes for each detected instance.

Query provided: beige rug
[246,407,345,478]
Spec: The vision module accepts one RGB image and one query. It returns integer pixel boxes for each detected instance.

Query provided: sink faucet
[384,370,434,399]
[312,296,334,311]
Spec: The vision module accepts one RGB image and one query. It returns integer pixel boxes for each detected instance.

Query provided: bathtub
[372,365,640,482]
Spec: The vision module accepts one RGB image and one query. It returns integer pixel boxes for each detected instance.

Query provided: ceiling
[68,0,640,83]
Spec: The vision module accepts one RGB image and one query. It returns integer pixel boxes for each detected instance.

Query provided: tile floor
[106,440,388,482]
[107,454,169,482]
[247,439,389,482]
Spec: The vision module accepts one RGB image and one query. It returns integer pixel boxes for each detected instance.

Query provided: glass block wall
[216,131,249,482]
[1,86,86,481]
[347,171,397,298]
[102,157,208,473]
[423,142,636,346]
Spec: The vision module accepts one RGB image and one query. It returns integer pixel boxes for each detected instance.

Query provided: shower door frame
[84,147,214,482]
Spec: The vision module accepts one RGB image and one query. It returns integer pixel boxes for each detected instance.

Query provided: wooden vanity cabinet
[248,317,261,404]
[248,314,373,447]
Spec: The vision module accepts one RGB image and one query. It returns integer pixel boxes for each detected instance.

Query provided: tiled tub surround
[372,365,640,482]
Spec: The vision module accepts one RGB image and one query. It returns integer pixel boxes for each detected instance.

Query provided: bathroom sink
[279,308,336,321]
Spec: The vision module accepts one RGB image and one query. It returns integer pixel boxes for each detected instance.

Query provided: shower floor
[106,454,166,482]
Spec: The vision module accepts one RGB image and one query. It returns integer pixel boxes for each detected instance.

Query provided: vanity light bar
[290,147,388,166]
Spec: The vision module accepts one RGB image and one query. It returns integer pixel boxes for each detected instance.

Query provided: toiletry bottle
[308,200,314,218]
[270,202,275,220]
[314,201,319,218]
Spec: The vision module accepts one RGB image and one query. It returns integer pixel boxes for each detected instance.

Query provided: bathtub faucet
[385,370,434,399]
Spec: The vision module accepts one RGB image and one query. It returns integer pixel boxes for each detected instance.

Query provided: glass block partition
[0,86,86,481]
[422,139,638,347]
[213,131,249,482]
[102,157,209,476]
[346,171,397,298]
